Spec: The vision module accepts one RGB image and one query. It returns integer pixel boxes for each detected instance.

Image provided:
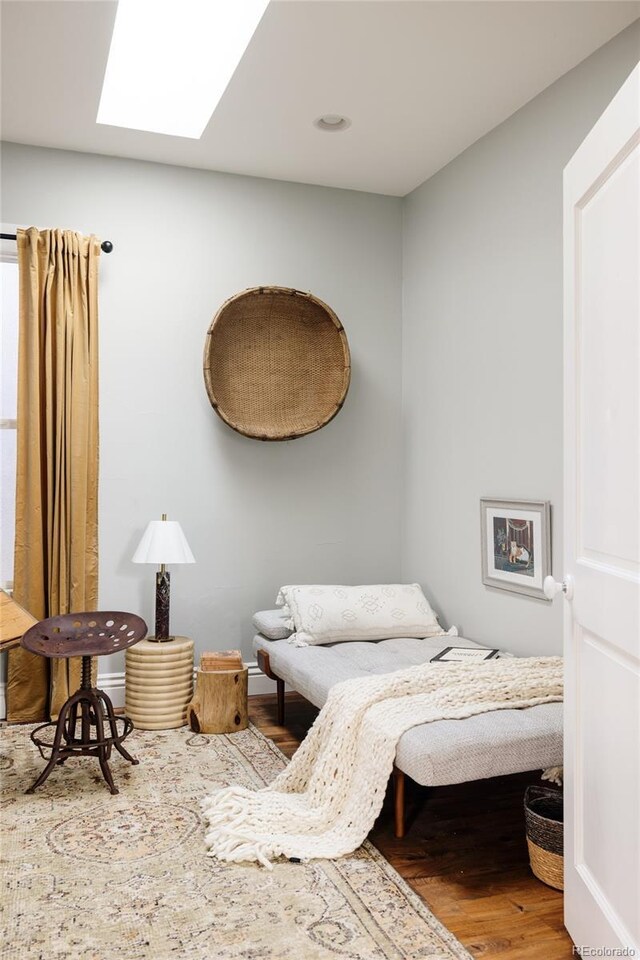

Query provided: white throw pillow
[252,609,293,640]
[276,584,445,646]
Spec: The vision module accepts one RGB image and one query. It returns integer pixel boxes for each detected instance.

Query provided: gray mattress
[253,633,563,787]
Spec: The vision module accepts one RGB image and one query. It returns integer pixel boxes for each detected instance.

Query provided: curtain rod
[0,232,113,253]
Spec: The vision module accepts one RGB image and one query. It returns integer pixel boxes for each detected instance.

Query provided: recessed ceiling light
[97,0,270,139]
[314,115,352,132]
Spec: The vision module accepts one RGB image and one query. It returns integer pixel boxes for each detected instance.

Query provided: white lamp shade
[132,520,195,565]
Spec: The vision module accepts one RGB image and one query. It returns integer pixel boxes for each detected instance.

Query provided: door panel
[578,144,639,570]
[579,631,639,941]
[563,63,639,953]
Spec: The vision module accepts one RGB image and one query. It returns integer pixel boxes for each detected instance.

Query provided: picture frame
[480,498,551,600]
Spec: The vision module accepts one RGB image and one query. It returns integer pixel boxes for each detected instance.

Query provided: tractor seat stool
[21,611,147,795]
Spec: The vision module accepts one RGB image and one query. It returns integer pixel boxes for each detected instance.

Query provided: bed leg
[393,766,405,839]
[256,649,286,727]
[276,678,285,726]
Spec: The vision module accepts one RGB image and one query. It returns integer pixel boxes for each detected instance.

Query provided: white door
[560,62,639,952]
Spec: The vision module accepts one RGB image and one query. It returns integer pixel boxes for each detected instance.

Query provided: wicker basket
[203,286,351,441]
[524,785,564,891]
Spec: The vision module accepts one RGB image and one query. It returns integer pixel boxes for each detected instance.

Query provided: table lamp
[131,513,195,642]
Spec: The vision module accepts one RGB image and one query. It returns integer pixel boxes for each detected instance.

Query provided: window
[1,252,18,592]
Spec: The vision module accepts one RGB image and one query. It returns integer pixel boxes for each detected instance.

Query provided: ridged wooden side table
[125,636,194,730]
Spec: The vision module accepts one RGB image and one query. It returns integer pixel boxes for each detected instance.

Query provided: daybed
[253,611,563,838]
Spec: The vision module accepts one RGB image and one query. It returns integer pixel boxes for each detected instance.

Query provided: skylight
[97,0,269,139]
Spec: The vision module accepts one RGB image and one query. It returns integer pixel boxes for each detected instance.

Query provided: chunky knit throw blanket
[202,656,563,868]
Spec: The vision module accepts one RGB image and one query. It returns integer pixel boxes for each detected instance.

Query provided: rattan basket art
[203,286,351,441]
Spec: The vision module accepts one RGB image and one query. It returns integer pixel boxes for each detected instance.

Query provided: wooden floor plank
[249,691,574,960]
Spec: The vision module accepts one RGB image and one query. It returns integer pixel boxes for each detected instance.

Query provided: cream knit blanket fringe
[201,656,563,869]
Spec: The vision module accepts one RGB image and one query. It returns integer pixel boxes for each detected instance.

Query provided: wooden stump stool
[187,666,248,734]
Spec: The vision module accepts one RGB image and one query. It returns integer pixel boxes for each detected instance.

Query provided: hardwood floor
[249,691,574,960]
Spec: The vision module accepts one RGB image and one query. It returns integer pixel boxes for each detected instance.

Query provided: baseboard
[96,660,275,710]
[96,671,128,710]
[246,662,278,697]
[0,663,276,720]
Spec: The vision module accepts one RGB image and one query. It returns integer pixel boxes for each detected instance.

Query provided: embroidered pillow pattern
[276,584,446,646]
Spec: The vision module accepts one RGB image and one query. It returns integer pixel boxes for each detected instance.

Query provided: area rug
[0,723,472,960]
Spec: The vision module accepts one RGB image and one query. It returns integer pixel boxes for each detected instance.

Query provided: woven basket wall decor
[203,286,351,441]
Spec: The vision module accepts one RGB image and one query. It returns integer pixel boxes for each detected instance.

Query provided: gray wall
[1,144,403,671]
[401,21,640,655]
[1,18,638,687]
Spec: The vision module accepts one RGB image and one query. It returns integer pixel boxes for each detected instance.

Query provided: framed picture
[480,498,551,600]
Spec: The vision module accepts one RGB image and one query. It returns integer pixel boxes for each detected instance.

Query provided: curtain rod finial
[101,240,113,254]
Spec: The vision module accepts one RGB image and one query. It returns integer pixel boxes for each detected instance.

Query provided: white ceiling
[1,0,638,196]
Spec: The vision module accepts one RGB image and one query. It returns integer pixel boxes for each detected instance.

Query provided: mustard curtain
[7,228,100,722]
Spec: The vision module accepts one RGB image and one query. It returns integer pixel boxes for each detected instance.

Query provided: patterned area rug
[1,723,471,960]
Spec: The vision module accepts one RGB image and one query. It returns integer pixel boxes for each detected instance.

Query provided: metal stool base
[27,684,138,795]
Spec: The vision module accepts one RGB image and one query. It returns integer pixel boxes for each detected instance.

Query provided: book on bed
[431,646,500,662]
